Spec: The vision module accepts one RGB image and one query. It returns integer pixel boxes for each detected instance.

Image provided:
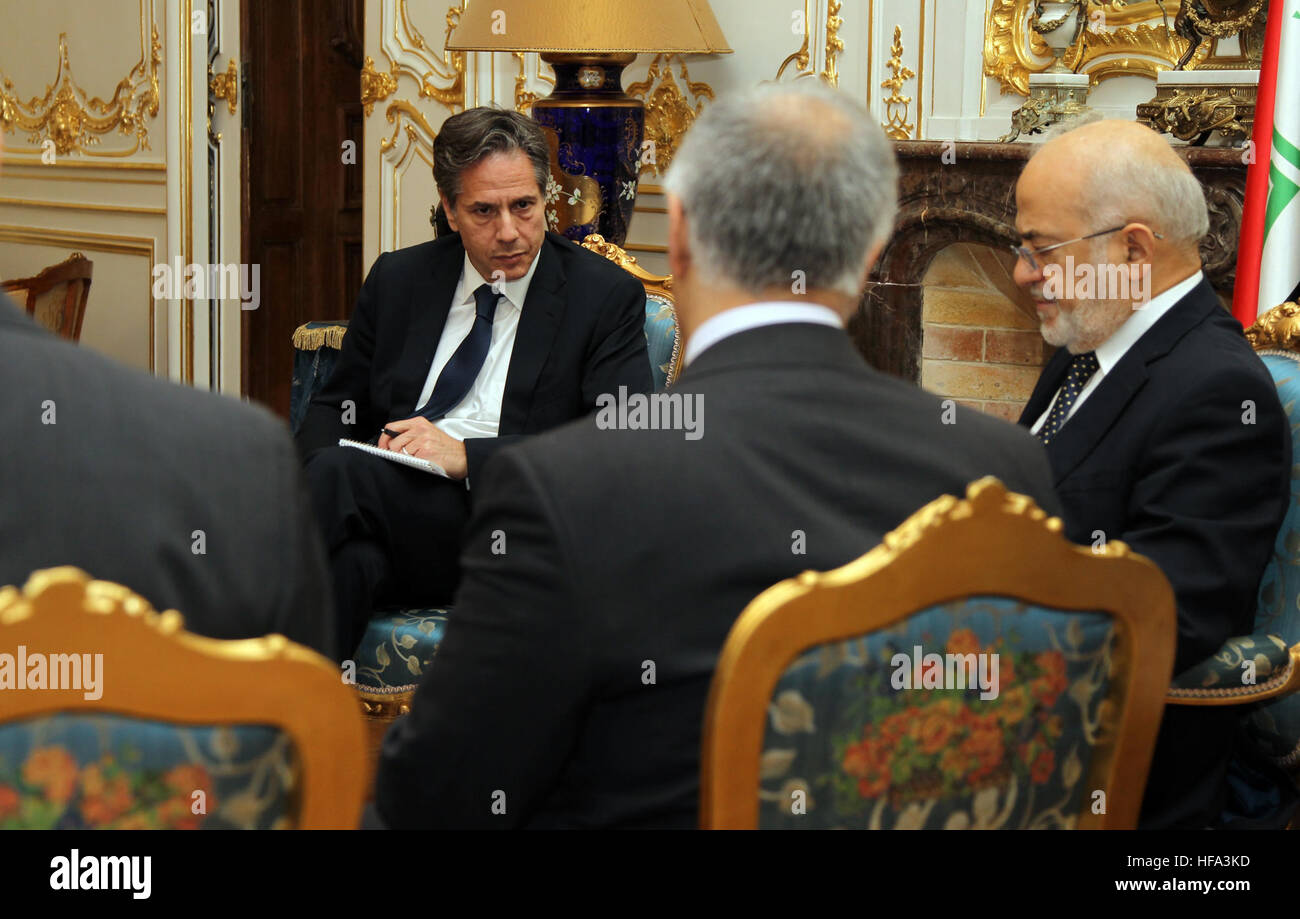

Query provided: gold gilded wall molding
[0,0,161,158]
[0,196,167,216]
[776,0,814,80]
[627,54,715,178]
[822,0,844,85]
[362,56,399,117]
[984,0,1209,97]
[775,0,843,85]
[880,26,916,141]
[209,58,238,117]
[379,99,438,156]
[513,52,554,115]
[378,0,466,114]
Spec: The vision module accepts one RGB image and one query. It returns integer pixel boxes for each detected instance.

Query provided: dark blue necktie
[1036,351,1099,445]
[414,283,499,421]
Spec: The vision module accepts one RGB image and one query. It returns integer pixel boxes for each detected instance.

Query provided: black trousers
[304,446,471,659]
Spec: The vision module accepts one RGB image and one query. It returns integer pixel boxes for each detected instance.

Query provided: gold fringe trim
[292,323,348,351]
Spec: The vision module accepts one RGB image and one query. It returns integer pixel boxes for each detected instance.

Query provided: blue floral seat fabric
[290,321,349,434]
[0,713,296,829]
[644,293,680,391]
[354,608,450,696]
[758,596,1117,829]
[1169,633,1291,692]
[1244,351,1300,762]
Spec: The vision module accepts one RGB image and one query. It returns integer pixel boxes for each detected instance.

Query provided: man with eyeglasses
[1013,119,1293,829]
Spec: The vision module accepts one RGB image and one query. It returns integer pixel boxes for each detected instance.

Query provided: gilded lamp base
[999,72,1091,143]
[531,53,645,247]
[1136,70,1258,147]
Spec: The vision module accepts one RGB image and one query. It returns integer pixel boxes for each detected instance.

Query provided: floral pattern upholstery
[644,293,680,391]
[758,596,1118,829]
[0,713,296,829]
[354,608,450,695]
[1169,633,1291,693]
[1242,351,1300,760]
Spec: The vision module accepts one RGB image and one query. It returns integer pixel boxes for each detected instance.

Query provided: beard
[1035,240,1132,353]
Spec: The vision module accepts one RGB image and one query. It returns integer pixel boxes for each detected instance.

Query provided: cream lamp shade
[444,0,732,55]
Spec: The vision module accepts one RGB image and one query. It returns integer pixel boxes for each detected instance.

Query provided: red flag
[1233,0,1300,326]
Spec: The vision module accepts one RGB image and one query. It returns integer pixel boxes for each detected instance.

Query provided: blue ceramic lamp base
[532,53,645,247]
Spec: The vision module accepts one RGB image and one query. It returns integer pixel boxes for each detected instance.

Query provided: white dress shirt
[1031,271,1205,435]
[413,250,540,441]
[684,301,843,366]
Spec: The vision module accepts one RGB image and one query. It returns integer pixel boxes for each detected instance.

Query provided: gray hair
[433,107,550,206]
[663,82,898,298]
[1034,119,1209,250]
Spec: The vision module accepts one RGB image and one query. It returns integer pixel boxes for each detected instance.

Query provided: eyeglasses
[1010,224,1165,273]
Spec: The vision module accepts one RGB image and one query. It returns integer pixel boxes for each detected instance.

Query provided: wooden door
[242,0,364,415]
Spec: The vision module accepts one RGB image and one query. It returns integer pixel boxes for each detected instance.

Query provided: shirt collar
[459,248,541,313]
[1093,270,1205,374]
[684,301,843,365]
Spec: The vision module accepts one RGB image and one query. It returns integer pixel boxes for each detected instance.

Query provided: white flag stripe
[1257,0,1300,315]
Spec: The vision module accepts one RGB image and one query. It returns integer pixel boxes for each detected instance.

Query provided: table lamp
[446,0,731,246]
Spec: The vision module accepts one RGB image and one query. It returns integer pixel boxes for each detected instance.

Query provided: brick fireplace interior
[919,244,1054,423]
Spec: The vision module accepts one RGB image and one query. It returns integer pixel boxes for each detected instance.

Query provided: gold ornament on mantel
[627,54,715,177]
[880,26,917,141]
[0,29,161,157]
[1136,82,1255,144]
[984,0,1213,97]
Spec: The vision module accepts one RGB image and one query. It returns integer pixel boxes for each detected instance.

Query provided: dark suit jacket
[295,231,652,484]
[1017,277,1291,828]
[0,298,336,658]
[373,322,1063,829]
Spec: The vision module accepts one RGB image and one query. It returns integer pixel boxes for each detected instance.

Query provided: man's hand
[379,417,468,480]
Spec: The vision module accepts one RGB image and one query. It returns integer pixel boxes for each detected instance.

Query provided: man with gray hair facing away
[371,84,1061,828]
[1013,120,1292,828]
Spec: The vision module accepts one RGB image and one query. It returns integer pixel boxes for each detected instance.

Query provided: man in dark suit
[296,108,651,656]
[370,84,1063,829]
[1012,120,1292,828]
[0,297,336,658]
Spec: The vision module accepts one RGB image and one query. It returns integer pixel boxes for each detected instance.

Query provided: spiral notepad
[338,438,449,477]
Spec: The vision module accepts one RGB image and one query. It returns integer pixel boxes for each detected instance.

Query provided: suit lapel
[498,235,566,433]
[391,240,462,415]
[1040,277,1221,485]
[1043,355,1148,484]
[1018,348,1070,427]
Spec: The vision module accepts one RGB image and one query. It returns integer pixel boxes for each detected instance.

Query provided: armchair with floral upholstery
[700,477,1178,830]
[1162,302,1300,776]
[288,236,680,747]
[0,568,367,829]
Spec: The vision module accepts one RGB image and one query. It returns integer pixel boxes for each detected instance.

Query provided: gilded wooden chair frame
[580,233,682,387]
[0,568,368,829]
[700,477,1177,830]
[1165,302,1300,708]
[0,252,93,341]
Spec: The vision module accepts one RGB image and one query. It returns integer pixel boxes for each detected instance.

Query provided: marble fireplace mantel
[853,141,1248,382]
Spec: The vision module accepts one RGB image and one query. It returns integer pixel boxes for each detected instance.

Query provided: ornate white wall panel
[0,0,167,373]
